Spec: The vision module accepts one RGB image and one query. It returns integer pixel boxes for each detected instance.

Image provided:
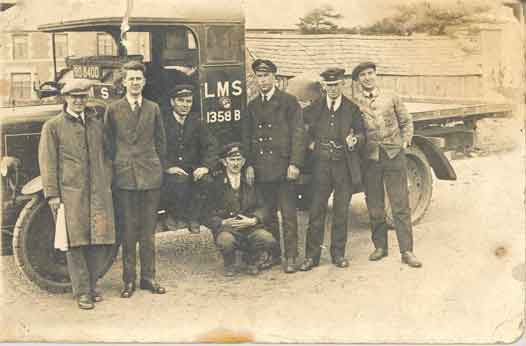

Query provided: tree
[357,1,495,36]
[297,5,343,34]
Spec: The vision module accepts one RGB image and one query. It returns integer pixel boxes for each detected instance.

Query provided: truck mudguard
[412,135,457,180]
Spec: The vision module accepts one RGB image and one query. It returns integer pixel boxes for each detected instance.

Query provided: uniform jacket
[38,109,116,247]
[354,88,413,160]
[303,96,365,186]
[242,89,305,182]
[104,97,167,190]
[163,111,218,172]
[204,172,269,235]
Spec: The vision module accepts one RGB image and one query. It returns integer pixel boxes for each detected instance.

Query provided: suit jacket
[303,96,365,186]
[104,97,166,190]
[163,111,218,172]
[39,109,115,247]
[242,89,305,182]
[204,172,269,235]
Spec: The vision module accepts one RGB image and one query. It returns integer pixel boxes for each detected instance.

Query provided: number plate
[72,64,101,80]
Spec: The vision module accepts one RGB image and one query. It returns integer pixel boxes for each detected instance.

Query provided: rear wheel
[13,194,119,293]
[386,146,433,227]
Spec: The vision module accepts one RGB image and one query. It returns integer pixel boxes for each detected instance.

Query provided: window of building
[11,73,32,101]
[54,34,69,58]
[12,34,28,60]
[97,33,117,56]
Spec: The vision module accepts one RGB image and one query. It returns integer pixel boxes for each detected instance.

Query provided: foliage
[353,1,495,36]
[296,4,343,34]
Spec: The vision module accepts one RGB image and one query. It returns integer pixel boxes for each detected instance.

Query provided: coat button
[179,157,183,160]
[260,151,264,155]
[269,150,273,154]
[258,124,263,128]
[269,137,272,141]
[259,138,263,142]
[330,122,334,126]
[268,124,272,128]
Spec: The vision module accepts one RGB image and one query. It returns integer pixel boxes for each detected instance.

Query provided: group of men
[38,57,421,311]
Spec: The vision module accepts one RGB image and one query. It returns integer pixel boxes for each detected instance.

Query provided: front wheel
[13,194,120,293]
[385,146,433,227]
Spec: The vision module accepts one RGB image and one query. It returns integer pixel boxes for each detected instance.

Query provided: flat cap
[61,79,93,96]
[252,59,277,73]
[352,61,376,80]
[169,84,194,98]
[320,68,345,84]
[221,142,245,159]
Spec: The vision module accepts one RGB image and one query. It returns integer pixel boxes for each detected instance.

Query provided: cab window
[206,25,242,63]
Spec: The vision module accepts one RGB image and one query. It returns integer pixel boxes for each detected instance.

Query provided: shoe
[272,253,282,266]
[246,264,259,275]
[401,251,422,268]
[120,282,136,298]
[283,257,297,274]
[257,252,273,270]
[299,257,319,271]
[189,221,201,234]
[332,257,349,268]
[140,279,167,294]
[77,294,94,310]
[91,290,103,303]
[223,265,236,277]
[369,248,388,261]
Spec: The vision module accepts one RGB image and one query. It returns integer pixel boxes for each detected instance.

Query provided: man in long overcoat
[104,61,167,298]
[204,143,275,277]
[39,79,116,310]
[241,59,305,273]
[299,68,365,271]
[162,84,218,233]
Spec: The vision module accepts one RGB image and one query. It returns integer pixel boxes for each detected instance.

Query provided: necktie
[262,94,268,104]
[79,115,85,126]
[329,101,335,114]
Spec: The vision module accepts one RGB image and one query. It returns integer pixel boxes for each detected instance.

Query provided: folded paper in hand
[54,204,68,251]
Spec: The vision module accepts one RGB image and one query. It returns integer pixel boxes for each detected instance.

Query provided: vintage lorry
[0,0,512,293]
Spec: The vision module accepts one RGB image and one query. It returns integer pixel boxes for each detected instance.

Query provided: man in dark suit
[104,61,167,298]
[299,68,365,271]
[204,143,275,277]
[162,84,218,233]
[242,59,305,273]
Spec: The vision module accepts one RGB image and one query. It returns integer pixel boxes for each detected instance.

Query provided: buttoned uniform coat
[204,172,270,237]
[163,111,219,173]
[303,96,366,187]
[241,89,305,182]
[38,109,116,247]
[104,97,166,190]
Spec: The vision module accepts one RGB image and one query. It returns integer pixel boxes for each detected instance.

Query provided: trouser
[162,174,212,222]
[66,244,112,297]
[305,159,352,262]
[363,149,413,253]
[256,181,298,259]
[114,189,160,283]
[215,227,277,266]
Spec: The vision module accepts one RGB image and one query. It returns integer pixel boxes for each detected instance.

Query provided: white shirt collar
[66,108,85,122]
[126,95,143,109]
[173,111,187,125]
[261,86,276,102]
[226,171,241,190]
[326,95,343,112]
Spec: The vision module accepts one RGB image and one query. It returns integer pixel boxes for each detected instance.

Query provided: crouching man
[38,79,116,310]
[204,143,276,277]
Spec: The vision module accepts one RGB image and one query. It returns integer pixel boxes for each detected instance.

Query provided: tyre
[13,194,119,293]
[386,146,433,227]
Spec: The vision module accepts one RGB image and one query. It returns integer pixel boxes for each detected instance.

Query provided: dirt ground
[1,116,524,343]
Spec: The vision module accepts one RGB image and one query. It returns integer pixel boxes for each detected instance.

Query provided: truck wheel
[386,146,433,227]
[12,195,119,293]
